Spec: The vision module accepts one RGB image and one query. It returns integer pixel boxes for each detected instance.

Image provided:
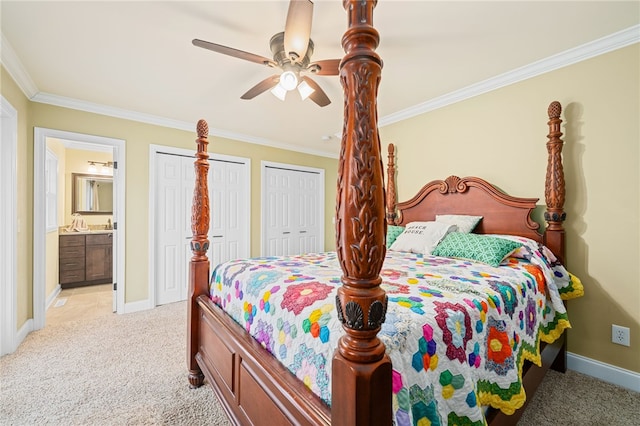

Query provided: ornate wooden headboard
[385,101,566,263]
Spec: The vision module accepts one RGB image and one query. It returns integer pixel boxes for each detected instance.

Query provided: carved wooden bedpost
[333,1,392,425]
[543,101,566,265]
[386,143,397,224]
[187,119,211,388]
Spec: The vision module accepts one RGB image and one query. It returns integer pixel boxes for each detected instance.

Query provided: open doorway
[33,128,126,331]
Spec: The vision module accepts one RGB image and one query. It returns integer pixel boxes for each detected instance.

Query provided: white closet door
[156,154,187,305]
[264,167,294,256]
[263,164,323,257]
[209,160,249,269]
[221,161,248,263]
[155,153,249,305]
[296,171,320,254]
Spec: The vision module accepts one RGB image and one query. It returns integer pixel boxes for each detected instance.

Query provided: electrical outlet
[612,324,630,347]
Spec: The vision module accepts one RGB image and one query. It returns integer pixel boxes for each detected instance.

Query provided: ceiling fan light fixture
[297,80,315,100]
[279,70,298,91]
[270,84,287,101]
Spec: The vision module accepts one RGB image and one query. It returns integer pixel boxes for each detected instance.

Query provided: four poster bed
[187,2,583,425]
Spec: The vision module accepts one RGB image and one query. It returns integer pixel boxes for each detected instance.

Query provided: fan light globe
[280,71,298,91]
[297,80,315,100]
[270,84,287,101]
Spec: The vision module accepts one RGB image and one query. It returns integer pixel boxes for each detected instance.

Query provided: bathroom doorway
[33,128,126,330]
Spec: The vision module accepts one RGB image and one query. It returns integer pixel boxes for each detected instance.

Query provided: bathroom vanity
[59,231,113,288]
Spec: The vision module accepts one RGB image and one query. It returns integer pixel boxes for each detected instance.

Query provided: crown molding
[1,33,38,98]
[379,24,640,127]
[30,93,339,159]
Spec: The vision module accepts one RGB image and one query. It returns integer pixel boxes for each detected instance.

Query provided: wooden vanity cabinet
[59,233,112,288]
[85,234,113,282]
[59,234,86,285]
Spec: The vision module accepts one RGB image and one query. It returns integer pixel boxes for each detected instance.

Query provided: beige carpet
[0,301,231,426]
[1,298,638,425]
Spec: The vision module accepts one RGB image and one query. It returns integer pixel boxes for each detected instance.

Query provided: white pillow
[389,221,457,255]
[435,215,483,233]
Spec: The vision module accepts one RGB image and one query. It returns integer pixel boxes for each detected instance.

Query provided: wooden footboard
[195,295,331,425]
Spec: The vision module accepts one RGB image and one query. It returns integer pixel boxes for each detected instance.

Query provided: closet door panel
[263,165,323,257]
[156,154,184,305]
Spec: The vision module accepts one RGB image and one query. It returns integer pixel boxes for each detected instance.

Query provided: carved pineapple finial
[197,119,209,138]
[548,101,562,120]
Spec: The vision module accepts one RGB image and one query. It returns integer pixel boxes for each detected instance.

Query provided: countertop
[60,229,113,235]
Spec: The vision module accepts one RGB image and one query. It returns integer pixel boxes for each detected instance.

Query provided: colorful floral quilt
[209,236,583,425]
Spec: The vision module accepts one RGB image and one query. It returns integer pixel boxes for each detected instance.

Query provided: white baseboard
[123,299,153,314]
[15,319,33,351]
[46,285,61,310]
[568,352,640,393]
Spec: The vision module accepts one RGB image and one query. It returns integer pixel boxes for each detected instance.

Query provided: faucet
[106,219,112,230]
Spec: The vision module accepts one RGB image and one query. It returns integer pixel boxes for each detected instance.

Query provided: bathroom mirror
[72,173,113,215]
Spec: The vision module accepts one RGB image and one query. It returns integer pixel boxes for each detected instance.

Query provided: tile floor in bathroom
[46,284,114,326]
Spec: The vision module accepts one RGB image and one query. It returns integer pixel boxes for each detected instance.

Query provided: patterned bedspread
[209,236,583,425]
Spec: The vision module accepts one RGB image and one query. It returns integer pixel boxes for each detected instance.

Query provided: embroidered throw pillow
[386,225,405,248]
[435,214,483,233]
[432,232,522,267]
[390,221,457,255]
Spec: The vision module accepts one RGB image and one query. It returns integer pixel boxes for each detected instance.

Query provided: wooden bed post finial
[187,119,210,388]
[333,1,392,425]
[544,101,566,264]
[386,143,397,224]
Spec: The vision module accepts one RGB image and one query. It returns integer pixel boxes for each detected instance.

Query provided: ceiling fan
[192,0,340,107]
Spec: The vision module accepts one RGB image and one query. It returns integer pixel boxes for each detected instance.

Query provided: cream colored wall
[380,45,639,373]
[10,96,338,308]
[1,66,32,326]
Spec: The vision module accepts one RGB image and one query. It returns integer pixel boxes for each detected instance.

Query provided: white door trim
[148,144,251,306]
[0,96,18,355]
[34,128,126,328]
[260,161,325,256]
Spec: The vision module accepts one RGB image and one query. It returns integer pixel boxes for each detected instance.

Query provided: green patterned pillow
[386,225,405,248]
[432,232,523,267]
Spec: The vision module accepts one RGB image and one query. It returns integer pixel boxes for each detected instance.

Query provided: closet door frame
[260,161,325,256]
[148,145,250,306]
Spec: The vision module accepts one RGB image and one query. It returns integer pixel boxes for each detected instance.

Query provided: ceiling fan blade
[240,75,280,100]
[306,59,341,76]
[283,0,313,63]
[301,76,331,107]
[192,39,276,67]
